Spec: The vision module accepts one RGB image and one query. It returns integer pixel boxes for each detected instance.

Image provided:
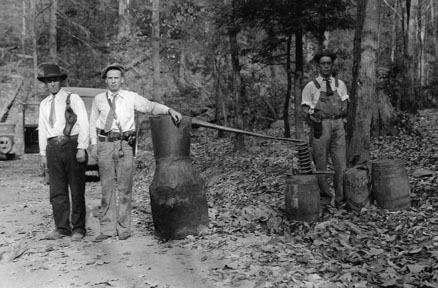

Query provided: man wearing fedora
[89,63,182,241]
[38,63,89,241]
[301,50,349,209]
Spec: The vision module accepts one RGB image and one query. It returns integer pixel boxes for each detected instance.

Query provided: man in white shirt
[301,50,349,209]
[90,63,182,241]
[38,63,89,241]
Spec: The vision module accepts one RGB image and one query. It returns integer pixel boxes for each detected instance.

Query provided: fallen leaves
[148,109,438,287]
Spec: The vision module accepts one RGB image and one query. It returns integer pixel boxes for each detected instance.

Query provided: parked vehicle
[0,123,16,160]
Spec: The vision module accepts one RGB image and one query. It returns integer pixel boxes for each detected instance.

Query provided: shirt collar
[107,89,125,99]
[317,75,334,82]
[49,89,66,101]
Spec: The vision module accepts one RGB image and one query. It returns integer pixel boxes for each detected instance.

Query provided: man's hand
[76,149,86,163]
[40,155,47,171]
[168,108,182,126]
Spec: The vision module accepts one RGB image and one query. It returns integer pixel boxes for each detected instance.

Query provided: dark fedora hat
[313,49,337,63]
[37,63,68,82]
[101,63,125,79]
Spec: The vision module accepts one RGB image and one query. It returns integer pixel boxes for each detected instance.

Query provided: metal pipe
[191,117,305,143]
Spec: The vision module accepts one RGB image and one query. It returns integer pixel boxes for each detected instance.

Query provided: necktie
[104,94,117,132]
[324,79,333,96]
[49,96,56,127]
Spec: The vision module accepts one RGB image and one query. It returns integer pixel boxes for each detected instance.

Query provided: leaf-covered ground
[133,109,438,288]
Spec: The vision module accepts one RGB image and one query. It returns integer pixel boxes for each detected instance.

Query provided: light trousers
[97,140,134,236]
[310,118,346,204]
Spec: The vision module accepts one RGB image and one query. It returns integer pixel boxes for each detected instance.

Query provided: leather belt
[97,129,122,142]
[97,129,136,142]
[47,135,78,143]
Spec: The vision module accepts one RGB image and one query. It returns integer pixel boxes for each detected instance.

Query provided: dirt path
[0,154,225,288]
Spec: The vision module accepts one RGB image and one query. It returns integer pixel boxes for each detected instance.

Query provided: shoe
[93,234,111,242]
[118,232,130,240]
[71,232,85,241]
[42,230,68,240]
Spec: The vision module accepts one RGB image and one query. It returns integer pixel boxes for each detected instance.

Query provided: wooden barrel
[149,115,209,240]
[343,165,371,212]
[371,159,410,210]
[285,174,320,222]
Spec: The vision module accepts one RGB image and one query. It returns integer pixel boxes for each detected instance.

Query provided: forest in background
[1,0,438,158]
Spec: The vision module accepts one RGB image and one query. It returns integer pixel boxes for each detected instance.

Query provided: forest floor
[1,109,438,288]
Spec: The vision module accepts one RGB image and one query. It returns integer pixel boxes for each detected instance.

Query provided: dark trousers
[46,136,87,235]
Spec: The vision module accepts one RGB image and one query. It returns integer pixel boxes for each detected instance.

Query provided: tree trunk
[347,0,378,167]
[21,0,26,55]
[433,0,438,63]
[229,0,245,151]
[214,54,225,138]
[31,0,37,97]
[49,0,57,62]
[152,0,163,103]
[283,34,292,138]
[390,0,398,63]
[118,0,131,39]
[294,29,304,140]
[401,0,418,113]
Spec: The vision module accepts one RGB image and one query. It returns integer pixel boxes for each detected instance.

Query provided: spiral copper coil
[296,141,313,174]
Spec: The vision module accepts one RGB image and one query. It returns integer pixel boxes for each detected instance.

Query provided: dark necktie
[324,79,333,96]
[104,94,117,132]
[49,96,56,127]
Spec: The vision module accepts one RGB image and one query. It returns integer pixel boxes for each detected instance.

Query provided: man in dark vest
[301,50,349,209]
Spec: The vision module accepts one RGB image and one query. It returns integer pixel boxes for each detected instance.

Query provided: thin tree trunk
[347,0,378,167]
[214,54,225,138]
[390,1,398,63]
[21,0,26,55]
[402,0,418,113]
[433,0,438,62]
[229,0,245,151]
[49,0,57,62]
[152,0,162,103]
[31,0,37,97]
[294,30,304,140]
[283,34,292,138]
[118,0,131,39]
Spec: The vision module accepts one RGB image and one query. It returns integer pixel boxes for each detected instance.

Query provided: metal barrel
[149,115,209,240]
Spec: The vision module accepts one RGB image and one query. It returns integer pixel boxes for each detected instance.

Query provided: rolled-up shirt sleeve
[337,80,349,102]
[301,81,319,109]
